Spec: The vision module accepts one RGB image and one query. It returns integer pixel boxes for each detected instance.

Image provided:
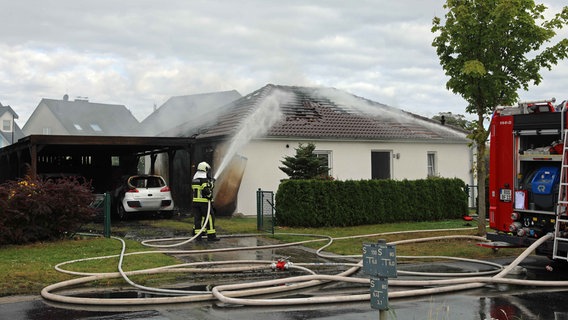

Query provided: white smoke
[313,87,467,139]
[214,89,291,179]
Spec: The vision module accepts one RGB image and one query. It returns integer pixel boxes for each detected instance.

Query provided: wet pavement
[5,280,568,319]
[3,235,568,319]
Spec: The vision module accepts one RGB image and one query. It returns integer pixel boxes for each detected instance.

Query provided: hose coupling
[271,258,293,271]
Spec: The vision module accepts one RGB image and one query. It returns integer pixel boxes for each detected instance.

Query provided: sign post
[363,239,397,319]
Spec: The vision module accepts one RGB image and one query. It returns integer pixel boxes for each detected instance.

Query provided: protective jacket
[191,170,214,203]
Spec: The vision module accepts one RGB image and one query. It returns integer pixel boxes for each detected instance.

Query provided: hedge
[275,178,468,227]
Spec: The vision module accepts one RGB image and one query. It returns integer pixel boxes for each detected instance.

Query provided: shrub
[0,176,96,245]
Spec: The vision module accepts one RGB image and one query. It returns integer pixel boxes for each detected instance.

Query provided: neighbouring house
[141,90,242,136]
[22,95,141,136]
[0,102,24,147]
[188,84,473,216]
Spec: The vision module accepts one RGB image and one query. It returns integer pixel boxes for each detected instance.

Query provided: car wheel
[117,202,127,221]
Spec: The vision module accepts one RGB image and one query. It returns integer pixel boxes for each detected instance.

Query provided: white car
[115,175,175,220]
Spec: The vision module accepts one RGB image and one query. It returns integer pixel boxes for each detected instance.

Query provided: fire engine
[487,98,568,259]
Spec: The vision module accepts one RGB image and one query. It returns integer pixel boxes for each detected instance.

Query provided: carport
[0,135,194,208]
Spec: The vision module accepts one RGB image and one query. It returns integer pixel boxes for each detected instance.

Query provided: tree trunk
[476,141,487,236]
[475,111,488,236]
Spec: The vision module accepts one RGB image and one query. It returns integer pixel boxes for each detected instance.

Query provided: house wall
[23,103,68,135]
[0,112,16,146]
[225,139,473,216]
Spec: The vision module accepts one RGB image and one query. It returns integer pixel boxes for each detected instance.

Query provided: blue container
[531,166,559,195]
[531,166,560,210]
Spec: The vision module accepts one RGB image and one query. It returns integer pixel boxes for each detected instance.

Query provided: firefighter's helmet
[197,161,210,172]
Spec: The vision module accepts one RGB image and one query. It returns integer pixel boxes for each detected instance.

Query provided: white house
[195,84,473,216]
[0,103,24,147]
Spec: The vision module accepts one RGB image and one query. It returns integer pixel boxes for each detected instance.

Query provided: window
[90,123,102,132]
[73,124,83,130]
[314,150,332,177]
[42,127,52,135]
[3,120,11,131]
[427,152,437,177]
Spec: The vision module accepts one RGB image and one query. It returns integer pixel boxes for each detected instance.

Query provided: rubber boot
[193,230,203,242]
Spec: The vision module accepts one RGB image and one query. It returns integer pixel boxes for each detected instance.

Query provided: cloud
[0,0,566,127]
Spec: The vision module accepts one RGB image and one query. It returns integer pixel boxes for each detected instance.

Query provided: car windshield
[128,176,165,188]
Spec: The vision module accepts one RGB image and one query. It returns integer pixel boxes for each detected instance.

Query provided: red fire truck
[487,98,568,258]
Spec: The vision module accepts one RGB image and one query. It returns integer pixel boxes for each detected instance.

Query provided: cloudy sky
[1,1,567,126]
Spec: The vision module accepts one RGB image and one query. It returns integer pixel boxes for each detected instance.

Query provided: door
[371,151,391,179]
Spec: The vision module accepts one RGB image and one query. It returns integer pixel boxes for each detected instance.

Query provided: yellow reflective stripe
[192,183,209,202]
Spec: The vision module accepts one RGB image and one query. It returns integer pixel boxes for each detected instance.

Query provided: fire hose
[41,210,566,307]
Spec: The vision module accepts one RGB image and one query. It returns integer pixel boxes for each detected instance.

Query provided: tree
[279,143,330,180]
[432,0,568,235]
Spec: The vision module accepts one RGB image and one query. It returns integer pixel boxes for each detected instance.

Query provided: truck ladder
[553,128,568,260]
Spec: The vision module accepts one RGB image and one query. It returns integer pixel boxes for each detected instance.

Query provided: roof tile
[197,84,468,143]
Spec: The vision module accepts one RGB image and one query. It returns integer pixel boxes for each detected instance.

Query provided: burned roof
[197,84,468,143]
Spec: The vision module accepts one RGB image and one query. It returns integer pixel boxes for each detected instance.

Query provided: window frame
[2,120,11,131]
[314,149,332,177]
[427,151,437,177]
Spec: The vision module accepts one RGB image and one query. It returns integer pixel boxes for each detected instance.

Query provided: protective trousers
[192,202,217,241]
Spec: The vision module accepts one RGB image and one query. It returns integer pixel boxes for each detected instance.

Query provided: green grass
[0,236,178,297]
[146,216,522,259]
[0,217,523,297]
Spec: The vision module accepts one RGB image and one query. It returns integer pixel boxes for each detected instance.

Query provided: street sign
[370,277,389,310]
[363,240,397,315]
[362,241,397,278]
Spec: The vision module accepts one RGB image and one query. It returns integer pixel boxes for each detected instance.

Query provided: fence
[91,193,111,237]
[256,189,275,234]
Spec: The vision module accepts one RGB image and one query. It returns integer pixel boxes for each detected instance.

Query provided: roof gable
[197,84,468,143]
[0,104,18,119]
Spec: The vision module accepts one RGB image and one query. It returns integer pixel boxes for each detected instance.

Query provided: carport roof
[0,134,193,157]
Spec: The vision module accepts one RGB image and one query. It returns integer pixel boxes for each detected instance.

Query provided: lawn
[145,216,520,258]
[0,216,523,297]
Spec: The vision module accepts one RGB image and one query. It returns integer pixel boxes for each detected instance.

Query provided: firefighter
[191,161,219,241]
